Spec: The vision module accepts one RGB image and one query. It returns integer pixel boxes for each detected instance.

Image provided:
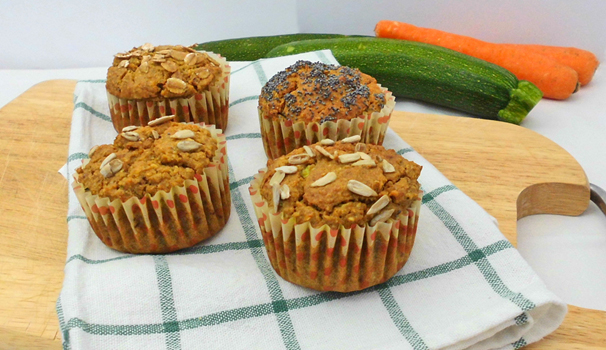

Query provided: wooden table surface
[0,80,604,349]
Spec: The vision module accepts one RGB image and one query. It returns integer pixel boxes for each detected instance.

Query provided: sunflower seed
[177,140,202,152]
[118,60,130,68]
[352,159,376,167]
[303,145,315,157]
[370,208,395,226]
[382,159,395,173]
[121,132,140,142]
[152,130,160,139]
[269,170,286,186]
[109,159,123,173]
[147,115,175,126]
[314,145,335,159]
[161,60,178,73]
[320,139,335,145]
[272,183,281,212]
[170,129,195,139]
[100,153,116,169]
[358,152,371,160]
[170,50,187,60]
[275,166,297,174]
[347,180,378,197]
[166,77,187,93]
[338,153,361,163]
[280,184,290,200]
[288,154,310,165]
[88,145,99,158]
[184,52,197,65]
[311,172,336,187]
[342,135,361,143]
[100,164,113,178]
[141,43,155,52]
[355,143,367,152]
[122,125,139,132]
[366,195,391,216]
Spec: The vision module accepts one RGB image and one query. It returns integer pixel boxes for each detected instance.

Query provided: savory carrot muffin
[106,43,230,132]
[72,117,230,254]
[248,136,422,292]
[258,60,395,159]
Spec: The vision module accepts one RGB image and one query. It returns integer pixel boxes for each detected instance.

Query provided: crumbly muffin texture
[106,43,223,100]
[77,121,217,202]
[259,61,387,124]
[260,140,422,228]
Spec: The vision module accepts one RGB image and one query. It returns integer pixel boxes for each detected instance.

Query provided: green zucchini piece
[194,34,364,61]
[266,37,543,124]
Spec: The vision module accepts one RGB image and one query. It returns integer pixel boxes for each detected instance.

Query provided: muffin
[258,60,395,160]
[106,43,230,132]
[72,117,230,254]
[248,137,422,292]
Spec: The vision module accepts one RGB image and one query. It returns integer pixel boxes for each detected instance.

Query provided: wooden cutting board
[0,80,603,349]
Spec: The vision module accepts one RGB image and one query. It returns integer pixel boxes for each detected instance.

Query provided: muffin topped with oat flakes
[106,44,224,100]
[105,43,231,132]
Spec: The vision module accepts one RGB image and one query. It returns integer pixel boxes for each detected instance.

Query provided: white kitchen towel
[58,50,566,350]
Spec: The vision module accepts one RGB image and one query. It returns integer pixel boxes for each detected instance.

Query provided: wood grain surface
[0,80,604,349]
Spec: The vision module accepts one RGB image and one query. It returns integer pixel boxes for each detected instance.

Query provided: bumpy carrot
[500,44,599,86]
[375,20,580,100]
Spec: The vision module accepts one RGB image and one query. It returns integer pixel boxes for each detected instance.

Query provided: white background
[1,0,605,311]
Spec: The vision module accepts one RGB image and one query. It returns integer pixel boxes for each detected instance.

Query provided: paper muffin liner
[248,169,421,292]
[259,86,395,160]
[107,51,231,133]
[72,124,230,254]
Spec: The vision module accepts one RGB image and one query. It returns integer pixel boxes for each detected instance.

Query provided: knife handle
[590,183,606,217]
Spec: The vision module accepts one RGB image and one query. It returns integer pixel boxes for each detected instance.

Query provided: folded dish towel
[58,50,566,350]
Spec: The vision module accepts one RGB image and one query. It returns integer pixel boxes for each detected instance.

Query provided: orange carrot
[500,44,599,86]
[375,20,580,100]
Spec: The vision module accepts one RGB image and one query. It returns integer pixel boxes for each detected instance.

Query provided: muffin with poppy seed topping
[258,60,395,159]
[72,117,230,253]
[248,136,422,292]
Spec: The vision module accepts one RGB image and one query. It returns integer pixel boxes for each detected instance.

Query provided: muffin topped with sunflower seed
[249,137,422,292]
[259,136,422,229]
[73,117,231,254]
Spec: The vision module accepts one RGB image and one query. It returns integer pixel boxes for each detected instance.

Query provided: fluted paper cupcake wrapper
[72,124,230,254]
[248,170,421,292]
[107,51,231,132]
[259,86,395,160]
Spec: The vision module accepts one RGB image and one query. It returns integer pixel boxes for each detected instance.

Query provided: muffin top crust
[259,137,422,229]
[258,61,387,124]
[76,120,218,202]
[106,43,224,100]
